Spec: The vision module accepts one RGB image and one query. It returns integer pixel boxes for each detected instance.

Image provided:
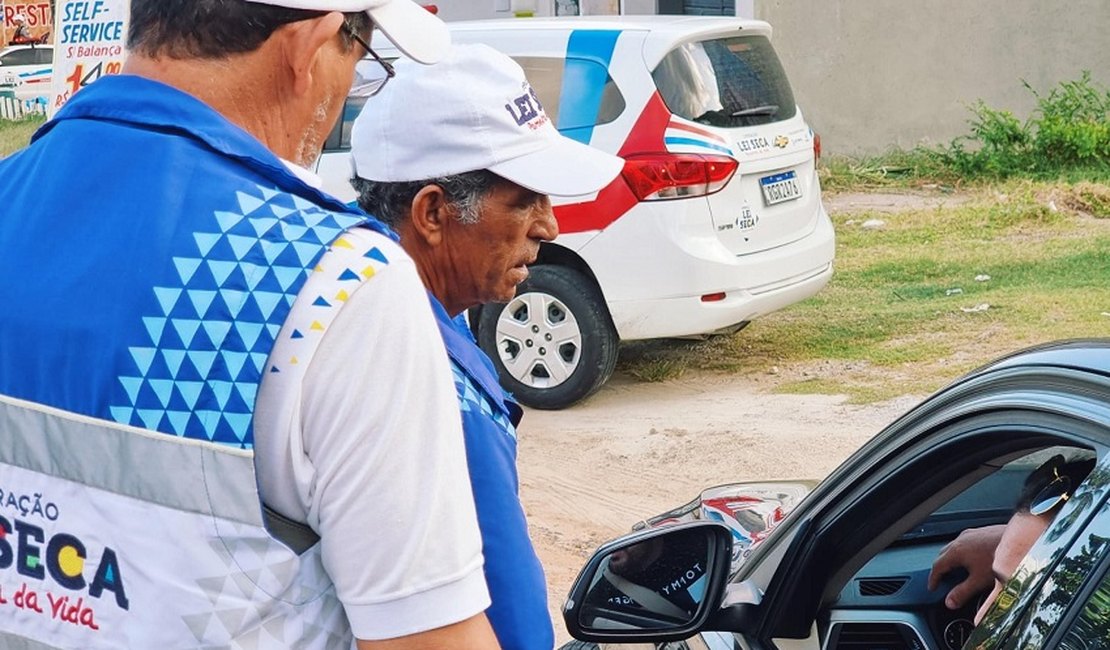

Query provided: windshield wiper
[731,105,779,117]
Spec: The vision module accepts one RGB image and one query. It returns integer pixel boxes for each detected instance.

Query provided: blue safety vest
[0,75,390,648]
[430,297,554,650]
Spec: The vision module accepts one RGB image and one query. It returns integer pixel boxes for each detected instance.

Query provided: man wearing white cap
[0,2,500,648]
[351,44,624,650]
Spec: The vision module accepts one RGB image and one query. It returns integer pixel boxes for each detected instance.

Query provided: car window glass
[513,56,564,125]
[1,48,38,66]
[35,48,53,65]
[326,57,393,153]
[514,55,625,130]
[1058,541,1110,648]
[322,95,368,153]
[339,95,368,150]
[930,447,1100,646]
[595,76,626,126]
[652,35,797,128]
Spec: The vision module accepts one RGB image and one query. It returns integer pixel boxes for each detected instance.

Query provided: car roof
[974,338,1110,377]
[0,44,53,55]
[449,15,770,35]
[452,15,772,49]
[375,16,773,65]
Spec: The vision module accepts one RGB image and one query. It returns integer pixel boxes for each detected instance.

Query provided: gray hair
[352,170,500,228]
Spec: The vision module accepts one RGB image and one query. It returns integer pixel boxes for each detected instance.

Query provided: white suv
[316,17,835,410]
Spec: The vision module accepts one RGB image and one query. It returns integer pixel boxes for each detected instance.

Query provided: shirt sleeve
[261,234,490,639]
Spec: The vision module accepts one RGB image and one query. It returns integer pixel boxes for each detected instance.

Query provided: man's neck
[123,53,304,164]
[394,225,465,318]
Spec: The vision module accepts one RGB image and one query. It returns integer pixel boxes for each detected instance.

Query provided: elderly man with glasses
[0,2,500,649]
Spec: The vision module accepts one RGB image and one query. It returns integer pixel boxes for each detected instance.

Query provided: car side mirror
[563,521,734,643]
[637,481,814,578]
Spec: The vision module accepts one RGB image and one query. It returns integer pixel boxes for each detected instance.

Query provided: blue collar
[428,295,521,423]
[40,74,364,219]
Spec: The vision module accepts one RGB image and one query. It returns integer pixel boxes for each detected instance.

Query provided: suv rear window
[652,35,797,128]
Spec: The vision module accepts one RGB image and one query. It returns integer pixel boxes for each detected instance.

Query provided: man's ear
[408,185,452,247]
[275,11,346,97]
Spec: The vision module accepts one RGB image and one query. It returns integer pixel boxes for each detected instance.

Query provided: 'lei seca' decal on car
[735,136,771,153]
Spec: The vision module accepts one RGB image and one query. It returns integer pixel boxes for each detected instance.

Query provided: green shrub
[941,72,1110,180]
[820,73,1110,188]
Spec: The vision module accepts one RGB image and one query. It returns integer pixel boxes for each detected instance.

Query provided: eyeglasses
[343,21,395,98]
[1029,465,1072,516]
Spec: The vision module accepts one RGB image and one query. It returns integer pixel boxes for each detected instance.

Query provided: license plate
[759,170,802,205]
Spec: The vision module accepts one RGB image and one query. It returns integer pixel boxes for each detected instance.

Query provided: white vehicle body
[317,17,835,408]
[0,44,52,101]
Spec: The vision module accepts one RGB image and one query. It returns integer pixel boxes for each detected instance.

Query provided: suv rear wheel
[477,265,618,410]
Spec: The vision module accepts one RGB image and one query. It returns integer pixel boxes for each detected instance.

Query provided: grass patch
[0,115,44,158]
[624,358,686,383]
[616,181,1110,401]
[1057,182,1110,218]
[819,148,960,191]
[776,378,897,405]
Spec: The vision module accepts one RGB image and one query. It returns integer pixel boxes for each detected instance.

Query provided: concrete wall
[755,0,1110,156]
[432,0,519,22]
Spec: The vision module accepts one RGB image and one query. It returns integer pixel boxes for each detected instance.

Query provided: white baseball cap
[244,0,449,64]
[351,43,625,197]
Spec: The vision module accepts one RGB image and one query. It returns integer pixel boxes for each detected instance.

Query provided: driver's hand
[927,524,1006,610]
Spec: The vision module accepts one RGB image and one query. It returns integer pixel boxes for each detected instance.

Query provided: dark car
[563,339,1110,649]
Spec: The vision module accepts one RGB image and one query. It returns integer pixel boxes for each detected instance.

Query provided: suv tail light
[813,133,822,163]
[621,153,738,202]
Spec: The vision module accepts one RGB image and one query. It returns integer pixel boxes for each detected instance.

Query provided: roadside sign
[49,0,129,117]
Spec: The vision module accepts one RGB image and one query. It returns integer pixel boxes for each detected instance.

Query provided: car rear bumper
[609,260,832,340]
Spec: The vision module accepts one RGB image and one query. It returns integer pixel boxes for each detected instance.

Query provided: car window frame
[730,367,1110,645]
[769,416,1103,637]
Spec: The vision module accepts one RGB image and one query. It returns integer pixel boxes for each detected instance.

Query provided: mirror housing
[563,521,734,643]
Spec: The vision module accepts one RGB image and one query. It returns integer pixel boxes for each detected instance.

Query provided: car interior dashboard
[817,463,1028,650]
[822,541,984,650]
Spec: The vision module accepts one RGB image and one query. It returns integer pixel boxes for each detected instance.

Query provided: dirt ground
[517,371,924,644]
[515,189,965,643]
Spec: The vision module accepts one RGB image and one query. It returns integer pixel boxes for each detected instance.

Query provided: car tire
[477,265,618,410]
